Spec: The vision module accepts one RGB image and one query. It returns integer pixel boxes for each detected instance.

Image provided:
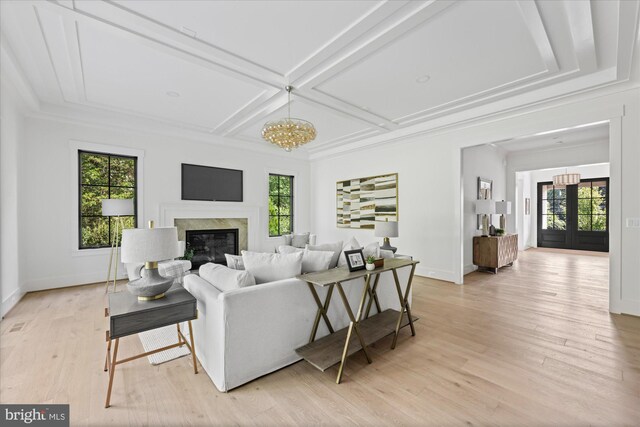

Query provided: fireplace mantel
[158,202,260,251]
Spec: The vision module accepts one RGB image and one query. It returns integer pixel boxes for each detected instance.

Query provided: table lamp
[495,200,511,231]
[375,220,399,253]
[102,198,134,293]
[121,221,179,301]
[475,200,495,237]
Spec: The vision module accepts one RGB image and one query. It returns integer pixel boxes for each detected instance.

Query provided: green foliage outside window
[542,180,607,232]
[79,151,137,249]
[269,174,293,237]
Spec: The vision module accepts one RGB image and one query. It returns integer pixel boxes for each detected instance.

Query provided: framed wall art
[336,173,398,229]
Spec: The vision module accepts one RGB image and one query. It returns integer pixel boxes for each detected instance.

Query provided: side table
[104,285,198,408]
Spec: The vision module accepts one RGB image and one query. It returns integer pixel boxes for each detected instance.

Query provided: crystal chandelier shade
[261,86,316,152]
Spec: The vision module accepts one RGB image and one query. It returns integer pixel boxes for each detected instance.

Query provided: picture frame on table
[344,249,366,272]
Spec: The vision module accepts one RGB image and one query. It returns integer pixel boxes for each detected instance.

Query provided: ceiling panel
[110,0,382,75]
[78,22,266,130]
[236,100,372,146]
[315,0,550,122]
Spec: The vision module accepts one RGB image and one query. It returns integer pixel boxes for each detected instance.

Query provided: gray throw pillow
[291,232,310,248]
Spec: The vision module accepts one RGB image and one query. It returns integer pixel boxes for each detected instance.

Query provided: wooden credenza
[473,234,518,274]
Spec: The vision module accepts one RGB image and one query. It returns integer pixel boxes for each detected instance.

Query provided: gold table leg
[364,273,382,319]
[105,338,119,408]
[335,276,373,384]
[188,320,198,374]
[307,283,334,343]
[391,264,417,349]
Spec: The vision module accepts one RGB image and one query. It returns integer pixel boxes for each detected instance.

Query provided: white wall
[515,171,532,249]
[311,86,640,316]
[0,78,25,317]
[517,163,610,249]
[462,144,506,274]
[19,117,311,291]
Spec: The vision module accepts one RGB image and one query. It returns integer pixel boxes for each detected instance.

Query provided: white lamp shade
[374,221,399,238]
[495,201,512,215]
[121,227,179,263]
[102,199,134,216]
[178,240,186,257]
[475,200,496,215]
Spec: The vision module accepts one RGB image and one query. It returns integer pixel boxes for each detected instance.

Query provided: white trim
[264,168,300,240]
[69,140,145,257]
[1,287,26,319]
[608,118,622,314]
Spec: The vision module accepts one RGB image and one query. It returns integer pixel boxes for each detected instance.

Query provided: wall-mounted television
[181,163,243,202]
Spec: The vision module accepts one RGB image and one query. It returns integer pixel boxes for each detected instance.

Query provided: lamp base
[500,214,506,231]
[381,237,397,254]
[127,267,173,301]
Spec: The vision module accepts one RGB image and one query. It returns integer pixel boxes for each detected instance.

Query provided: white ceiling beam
[562,0,598,73]
[286,0,409,82]
[35,6,82,102]
[615,0,640,80]
[516,0,559,73]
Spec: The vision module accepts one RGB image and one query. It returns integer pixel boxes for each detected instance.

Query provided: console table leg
[188,320,198,374]
[105,338,119,408]
[335,278,372,384]
[364,274,381,319]
[308,283,334,343]
[391,264,417,349]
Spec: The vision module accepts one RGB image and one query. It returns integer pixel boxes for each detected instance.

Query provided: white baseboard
[463,264,478,275]
[1,287,26,318]
[25,270,127,292]
[414,265,456,283]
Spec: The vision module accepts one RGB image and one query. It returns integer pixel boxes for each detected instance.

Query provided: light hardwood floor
[1,248,639,426]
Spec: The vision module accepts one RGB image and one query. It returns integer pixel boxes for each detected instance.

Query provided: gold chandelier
[261,86,316,152]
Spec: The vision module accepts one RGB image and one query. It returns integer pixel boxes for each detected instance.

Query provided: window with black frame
[79,151,137,249]
[268,174,294,237]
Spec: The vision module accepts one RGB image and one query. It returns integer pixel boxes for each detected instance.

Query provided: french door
[537,178,609,252]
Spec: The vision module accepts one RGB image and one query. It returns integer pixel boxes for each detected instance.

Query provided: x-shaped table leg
[363,273,382,319]
[307,282,335,343]
[335,276,373,384]
[391,264,417,349]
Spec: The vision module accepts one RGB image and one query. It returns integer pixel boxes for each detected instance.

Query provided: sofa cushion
[337,237,360,267]
[241,250,304,284]
[277,245,303,254]
[225,254,245,270]
[305,241,343,269]
[291,232,310,248]
[199,263,256,292]
[279,246,333,273]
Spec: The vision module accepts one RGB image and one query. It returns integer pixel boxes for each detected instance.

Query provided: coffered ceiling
[0,1,638,157]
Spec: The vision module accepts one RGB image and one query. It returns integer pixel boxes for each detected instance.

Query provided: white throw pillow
[291,232,310,248]
[241,250,304,284]
[338,237,360,268]
[301,250,333,273]
[277,245,304,254]
[380,248,395,259]
[199,263,256,292]
[306,241,343,269]
[363,242,380,259]
[224,254,245,270]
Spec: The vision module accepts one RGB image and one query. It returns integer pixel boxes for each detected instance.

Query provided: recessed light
[416,74,431,83]
[166,91,180,98]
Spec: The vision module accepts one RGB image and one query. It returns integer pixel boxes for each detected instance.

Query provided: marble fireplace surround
[158,202,260,251]
[175,218,248,252]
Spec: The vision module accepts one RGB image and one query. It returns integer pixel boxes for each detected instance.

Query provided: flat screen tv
[181,163,243,202]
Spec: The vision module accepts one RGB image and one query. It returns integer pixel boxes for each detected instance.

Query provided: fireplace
[186,228,239,269]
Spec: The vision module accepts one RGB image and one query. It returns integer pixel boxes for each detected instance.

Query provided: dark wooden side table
[104,285,197,408]
[295,258,419,384]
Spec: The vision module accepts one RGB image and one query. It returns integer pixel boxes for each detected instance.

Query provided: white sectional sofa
[183,249,412,392]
